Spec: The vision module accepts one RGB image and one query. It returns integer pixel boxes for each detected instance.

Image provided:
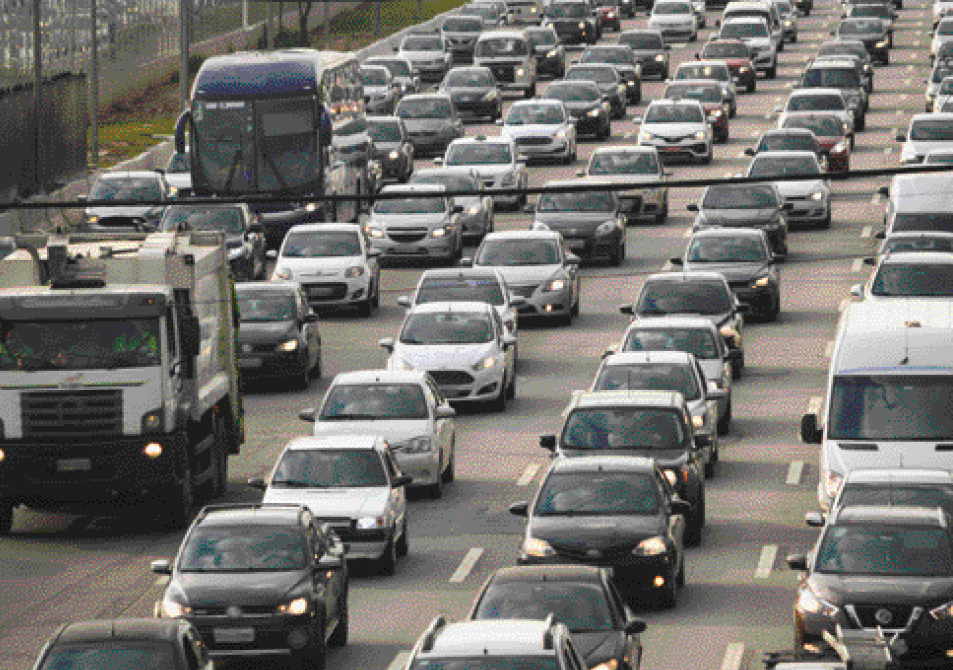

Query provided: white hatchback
[498,99,576,165]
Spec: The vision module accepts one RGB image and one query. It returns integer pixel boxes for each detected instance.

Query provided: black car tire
[704,454,716,478]
[427,459,444,498]
[506,371,516,400]
[0,501,13,536]
[747,79,756,93]
[610,239,625,267]
[328,605,349,648]
[293,355,311,390]
[357,294,374,317]
[731,358,743,381]
[686,491,705,546]
[717,400,731,435]
[700,148,713,165]
[207,415,229,499]
[659,565,679,608]
[571,291,581,317]
[490,376,508,412]
[296,613,327,670]
[525,82,537,99]
[443,446,456,483]
[371,280,381,309]
[855,115,866,132]
[396,519,409,557]
[310,348,323,379]
[377,536,398,576]
[676,555,686,587]
[766,296,781,322]
[820,209,832,230]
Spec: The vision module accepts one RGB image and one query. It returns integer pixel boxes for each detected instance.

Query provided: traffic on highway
[1,0,952,666]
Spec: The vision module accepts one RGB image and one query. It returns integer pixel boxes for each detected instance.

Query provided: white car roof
[878,251,953,265]
[427,620,557,657]
[843,469,953,485]
[331,369,431,385]
[603,350,697,366]
[286,223,362,234]
[282,435,384,452]
[482,230,562,242]
[407,300,495,314]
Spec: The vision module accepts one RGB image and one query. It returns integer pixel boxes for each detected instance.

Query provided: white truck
[0,231,244,533]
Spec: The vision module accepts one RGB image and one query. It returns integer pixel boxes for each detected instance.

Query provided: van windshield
[829,375,953,440]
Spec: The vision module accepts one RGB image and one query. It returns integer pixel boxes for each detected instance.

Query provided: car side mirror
[247,476,268,490]
[805,511,826,528]
[367,248,383,258]
[509,295,527,308]
[298,408,317,423]
[670,499,692,516]
[266,249,278,260]
[801,412,822,444]
[509,501,530,517]
[619,303,635,316]
[874,231,885,240]
[318,553,345,570]
[379,337,395,352]
[458,256,473,267]
[669,257,684,266]
[896,132,906,142]
[566,254,581,266]
[686,203,699,213]
[877,185,889,196]
[744,147,756,157]
[150,559,173,575]
[435,404,456,419]
[602,344,617,359]
[786,553,809,571]
[393,45,400,51]
[576,169,586,177]
[539,434,557,452]
[303,313,319,323]
[392,474,413,487]
[782,201,795,212]
[397,295,412,308]
[625,619,647,635]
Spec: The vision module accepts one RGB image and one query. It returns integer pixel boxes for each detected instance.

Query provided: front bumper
[421,366,507,402]
[748,50,776,71]
[641,138,710,161]
[653,25,695,41]
[294,275,372,307]
[783,196,829,225]
[552,24,594,44]
[451,97,500,117]
[238,348,306,376]
[411,63,448,82]
[370,234,457,260]
[374,153,410,182]
[518,550,679,597]
[535,53,565,76]
[513,135,573,160]
[568,112,608,137]
[509,283,573,318]
[635,57,668,78]
[729,65,757,88]
[559,232,620,261]
[405,132,456,157]
[186,613,323,658]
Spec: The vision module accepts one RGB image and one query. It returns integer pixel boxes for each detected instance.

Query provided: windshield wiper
[271,479,322,487]
[320,413,380,421]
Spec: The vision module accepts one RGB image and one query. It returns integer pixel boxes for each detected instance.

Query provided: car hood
[394,342,498,370]
[171,571,309,607]
[560,448,690,469]
[365,85,392,97]
[502,123,562,138]
[903,139,953,158]
[372,140,402,152]
[572,631,626,665]
[236,320,298,344]
[808,573,953,606]
[682,261,771,282]
[313,419,431,442]
[535,212,617,231]
[263,486,391,518]
[560,100,603,114]
[484,264,565,284]
[277,255,365,278]
[371,213,447,228]
[699,207,780,224]
[827,439,953,474]
[649,15,694,24]
[531,513,667,550]
[775,179,827,197]
[86,204,164,217]
[401,118,454,132]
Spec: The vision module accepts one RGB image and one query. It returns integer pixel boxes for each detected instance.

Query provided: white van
[474,29,538,97]
[878,172,953,234]
[802,300,953,510]
[722,1,783,50]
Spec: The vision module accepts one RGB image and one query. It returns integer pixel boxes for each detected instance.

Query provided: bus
[174,49,374,248]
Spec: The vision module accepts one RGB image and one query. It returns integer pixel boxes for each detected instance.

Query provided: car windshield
[645,103,704,123]
[871,264,953,296]
[411,173,480,192]
[654,2,690,13]
[474,582,614,631]
[369,59,412,78]
[637,281,734,315]
[748,155,820,177]
[506,104,566,125]
[467,4,501,19]
[676,64,729,81]
[703,184,779,208]
[588,151,659,175]
[830,375,953,440]
[593,363,700,400]
[543,83,600,103]
[179,526,307,571]
[369,122,402,143]
[446,70,494,87]
[443,16,482,30]
[621,33,664,49]
[270,449,388,488]
[0,319,161,371]
[910,119,953,141]
[411,659,558,670]
[537,191,616,212]
[892,213,953,233]
[320,383,429,420]
[282,231,361,258]
[561,409,686,450]
[361,68,389,86]
[838,18,882,34]
[547,2,588,16]
[885,236,953,252]
[788,94,846,111]
[403,36,442,51]
[39,643,174,670]
[536,471,661,515]
[526,29,557,45]
[720,21,768,38]
[703,41,748,58]
[476,37,529,57]
[374,196,447,215]
[815,525,953,576]
[687,236,769,262]
[89,177,162,201]
[160,206,244,233]
[396,99,452,118]
[417,277,505,306]
[926,151,953,164]
[840,485,953,517]
[759,133,819,152]
[167,153,189,173]
[566,66,617,83]
[783,115,845,136]
[851,4,889,16]
[803,68,860,88]
[238,292,296,322]
[666,84,723,102]
[400,312,493,344]
[624,328,719,359]
[446,143,512,165]
[581,48,633,65]
[477,239,559,265]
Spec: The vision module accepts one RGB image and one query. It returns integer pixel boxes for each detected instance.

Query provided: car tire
[442,445,456,483]
[371,280,381,309]
[377,536,398,576]
[717,399,732,435]
[296,613,328,670]
[396,519,409,556]
[571,292,580,317]
[659,566,679,608]
[747,79,756,93]
[676,555,686,587]
[731,357,743,380]
[207,415,229,499]
[427,457,445,498]
[686,492,705,547]
[328,603,349,648]
[610,239,625,267]
[525,82,537,98]
[655,197,669,224]
[506,371,516,400]
[766,296,781,322]
[0,501,14,536]
[767,63,777,79]
[856,115,866,132]
[791,32,797,43]
[704,455,716,479]
[700,148,713,165]
[293,355,311,390]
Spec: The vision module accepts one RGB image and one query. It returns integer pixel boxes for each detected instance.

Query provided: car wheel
[767,296,781,322]
[700,148,713,165]
[767,63,777,79]
[293,354,311,389]
[820,209,832,230]
[490,375,508,412]
[676,554,686,587]
[747,79,756,93]
[427,456,445,498]
[731,357,743,380]
[310,347,323,379]
[856,115,866,132]
[296,612,328,670]
[442,444,456,483]
[525,82,537,98]
[610,239,625,267]
[328,603,349,648]
[357,295,373,318]
[376,536,398,576]
[371,279,381,309]
[730,102,737,118]
[659,567,679,608]
[791,32,797,43]
[0,501,14,536]
[686,491,705,547]
[718,399,732,435]
[396,519,409,556]
[571,292,580,317]
[506,370,516,400]
[655,196,669,224]
[704,451,716,478]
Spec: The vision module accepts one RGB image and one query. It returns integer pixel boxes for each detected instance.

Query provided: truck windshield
[0,319,161,371]
[829,375,953,440]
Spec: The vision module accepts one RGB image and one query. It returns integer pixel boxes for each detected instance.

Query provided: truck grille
[22,390,123,438]
[429,370,475,385]
[850,604,917,629]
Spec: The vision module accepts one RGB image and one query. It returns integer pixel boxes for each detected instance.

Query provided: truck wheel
[0,501,14,535]
[164,463,196,530]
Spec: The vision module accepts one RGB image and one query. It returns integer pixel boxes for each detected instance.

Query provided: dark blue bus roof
[192,49,355,99]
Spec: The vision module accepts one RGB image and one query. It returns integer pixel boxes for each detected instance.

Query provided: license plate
[213,628,255,644]
[57,458,91,472]
[239,358,262,369]
[309,287,335,297]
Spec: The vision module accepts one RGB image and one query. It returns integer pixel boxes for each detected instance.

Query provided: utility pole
[32,0,41,192]
[374,1,381,38]
[242,0,248,31]
[178,0,190,110]
[90,0,100,169]
[417,0,423,25]
[322,0,328,49]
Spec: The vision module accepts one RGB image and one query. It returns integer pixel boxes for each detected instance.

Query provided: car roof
[689,226,767,241]
[331,369,431,385]
[551,454,658,473]
[591,145,657,156]
[878,251,953,265]
[413,167,482,179]
[679,60,728,69]
[911,112,953,123]
[807,58,858,69]
[400,93,453,103]
[53,619,183,645]
[286,223,361,234]
[427,620,559,656]
[752,150,819,161]
[479,29,530,39]
[602,350,696,366]
[198,504,309,528]
[574,389,685,409]
[628,315,721,331]
[419,268,502,282]
[235,280,300,293]
[447,65,494,74]
[667,79,724,89]
[486,565,607,585]
[762,128,817,137]
[97,171,162,180]
[789,88,846,97]
[509,98,565,108]
[542,178,617,190]
[833,505,948,527]
[648,98,705,107]
[380,183,448,194]
[643,270,731,284]
[844,469,953,485]
[450,135,514,146]
[483,230,562,242]
[408,300,495,314]
[283,434,384,452]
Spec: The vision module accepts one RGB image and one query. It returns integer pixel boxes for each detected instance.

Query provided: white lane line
[387,652,412,670]
[851,257,863,272]
[870,193,882,205]
[517,463,541,486]
[449,547,484,583]
[720,643,746,670]
[807,395,824,415]
[625,130,635,138]
[755,544,779,578]
[824,340,834,358]
[884,147,893,155]
[683,228,693,238]
[861,225,872,238]
[154,576,170,586]
[787,460,805,486]
[895,109,904,116]
[839,297,851,312]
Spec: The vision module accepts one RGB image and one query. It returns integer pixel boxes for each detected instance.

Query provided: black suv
[151,504,349,669]
[510,455,691,607]
[787,506,953,661]
[33,619,209,670]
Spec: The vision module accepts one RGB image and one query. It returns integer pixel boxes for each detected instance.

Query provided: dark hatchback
[32,619,210,670]
[618,30,671,80]
[788,506,953,663]
[688,183,790,257]
[579,45,644,104]
[539,81,612,139]
[832,18,889,65]
[368,116,415,184]
[152,504,349,669]
[510,455,690,608]
[468,565,647,669]
[438,66,503,121]
[531,183,626,266]
[544,0,599,44]
[235,281,322,390]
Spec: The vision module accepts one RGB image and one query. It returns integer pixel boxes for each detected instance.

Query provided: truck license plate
[57,458,92,472]
[213,628,254,644]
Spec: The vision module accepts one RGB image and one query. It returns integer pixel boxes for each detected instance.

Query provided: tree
[297,1,315,46]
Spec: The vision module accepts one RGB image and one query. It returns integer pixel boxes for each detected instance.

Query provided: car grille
[489,64,516,83]
[191,604,277,617]
[510,284,538,298]
[551,542,638,562]
[429,370,475,385]
[850,605,918,629]
[388,229,429,243]
[302,283,348,300]
[659,134,693,143]
[242,343,277,353]
[22,390,123,438]
[515,136,552,146]
[446,36,476,46]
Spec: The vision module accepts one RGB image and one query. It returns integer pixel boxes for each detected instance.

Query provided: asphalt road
[0,0,933,667]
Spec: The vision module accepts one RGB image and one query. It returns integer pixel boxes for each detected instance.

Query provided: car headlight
[595,220,619,236]
[694,130,707,140]
[578,21,586,28]
[555,128,569,139]
[739,66,750,72]
[393,436,433,454]
[523,536,556,557]
[633,535,668,556]
[655,54,666,62]
[344,265,365,278]
[159,597,191,618]
[752,275,772,288]
[272,267,293,280]
[709,109,723,119]
[720,325,740,343]
[278,596,310,616]
[516,67,526,76]
[388,149,400,160]
[875,38,888,47]
[692,414,705,429]
[797,587,839,617]
[930,600,953,620]
[357,516,387,530]
[784,19,792,26]
[663,469,679,487]
[227,247,244,260]
[607,10,616,17]
[277,339,299,352]
[366,226,385,238]
[431,225,453,238]
[305,202,319,212]
[546,49,558,57]
[466,204,482,215]
[824,470,844,499]
[87,215,100,223]
[482,90,499,101]
[641,131,657,141]
[544,278,567,292]
[472,355,499,371]
[811,190,825,201]
[832,142,847,154]
[588,108,603,117]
